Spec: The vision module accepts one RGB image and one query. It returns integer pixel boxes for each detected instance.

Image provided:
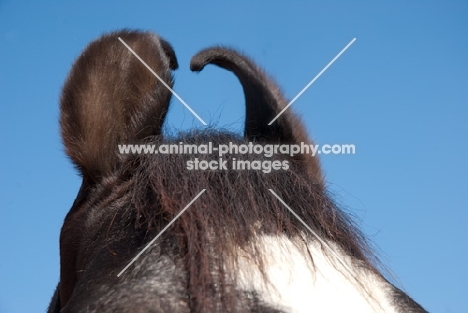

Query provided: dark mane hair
[49,30,426,313]
[121,130,376,311]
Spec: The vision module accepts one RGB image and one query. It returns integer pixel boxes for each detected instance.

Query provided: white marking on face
[235,235,397,313]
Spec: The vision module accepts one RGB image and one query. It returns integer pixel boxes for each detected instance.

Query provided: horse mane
[112,129,377,311]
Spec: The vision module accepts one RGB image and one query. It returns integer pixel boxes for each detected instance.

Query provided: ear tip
[189,59,205,72]
[167,50,178,70]
[170,60,179,70]
[190,49,216,72]
[158,37,179,70]
[190,46,232,72]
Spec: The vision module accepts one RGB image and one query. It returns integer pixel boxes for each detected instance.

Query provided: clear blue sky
[1,1,467,312]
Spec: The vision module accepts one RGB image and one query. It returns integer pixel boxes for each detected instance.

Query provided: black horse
[48,30,426,313]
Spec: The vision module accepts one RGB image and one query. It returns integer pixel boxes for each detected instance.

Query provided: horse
[48,30,426,313]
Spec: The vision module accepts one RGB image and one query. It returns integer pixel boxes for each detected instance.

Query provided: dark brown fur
[50,30,426,312]
[60,30,178,183]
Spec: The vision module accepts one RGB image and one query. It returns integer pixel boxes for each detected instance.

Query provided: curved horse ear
[190,47,323,183]
[60,30,177,184]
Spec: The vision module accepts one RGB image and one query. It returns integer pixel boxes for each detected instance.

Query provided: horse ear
[190,47,323,183]
[60,30,177,183]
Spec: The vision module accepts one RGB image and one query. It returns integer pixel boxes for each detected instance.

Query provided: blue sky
[0,1,467,312]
